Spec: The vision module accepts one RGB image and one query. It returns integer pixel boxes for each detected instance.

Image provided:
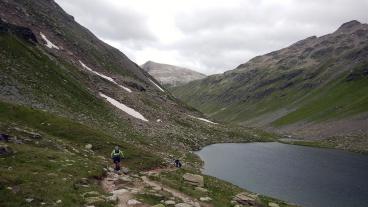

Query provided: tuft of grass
[0,142,110,207]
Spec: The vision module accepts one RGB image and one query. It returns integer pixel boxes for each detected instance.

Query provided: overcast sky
[55,0,367,75]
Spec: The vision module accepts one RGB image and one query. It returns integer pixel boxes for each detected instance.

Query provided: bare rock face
[141,61,206,87]
[337,20,362,33]
[0,19,37,43]
[182,173,204,187]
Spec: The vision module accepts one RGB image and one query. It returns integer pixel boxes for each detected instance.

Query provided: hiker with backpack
[174,159,182,168]
[111,146,124,172]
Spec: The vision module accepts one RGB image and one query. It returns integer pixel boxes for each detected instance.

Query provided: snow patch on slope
[149,79,165,92]
[188,115,218,124]
[99,93,148,121]
[40,32,59,50]
[79,61,132,93]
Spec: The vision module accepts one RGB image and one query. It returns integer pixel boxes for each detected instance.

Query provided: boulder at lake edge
[182,173,204,187]
[233,192,257,205]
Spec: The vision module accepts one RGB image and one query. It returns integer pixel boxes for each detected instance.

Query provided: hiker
[174,159,182,168]
[111,146,124,171]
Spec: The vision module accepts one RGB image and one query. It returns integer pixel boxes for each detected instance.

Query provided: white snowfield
[188,115,218,124]
[99,93,148,122]
[149,79,165,92]
[79,61,132,93]
[40,32,59,50]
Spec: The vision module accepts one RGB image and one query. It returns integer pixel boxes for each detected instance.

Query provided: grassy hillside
[273,68,368,126]
[0,100,162,207]
[0,0,270,149]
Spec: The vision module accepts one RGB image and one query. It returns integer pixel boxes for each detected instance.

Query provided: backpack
[112,149,121,157]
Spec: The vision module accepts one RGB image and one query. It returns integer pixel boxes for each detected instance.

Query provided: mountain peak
[144,60,156,65]
[141,61,206,87]
[336,20,362,32]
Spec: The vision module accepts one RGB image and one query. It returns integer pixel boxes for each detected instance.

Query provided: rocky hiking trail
[83,164,283,207]
[101,167,212,207]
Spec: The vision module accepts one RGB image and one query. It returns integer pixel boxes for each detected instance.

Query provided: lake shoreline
[196,142,368,207]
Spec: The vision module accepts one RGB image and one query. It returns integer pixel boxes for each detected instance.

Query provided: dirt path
[101,171,148,207]
[101,167,211,207]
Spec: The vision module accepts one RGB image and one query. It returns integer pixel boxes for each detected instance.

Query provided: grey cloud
[175,4,278,33]
[55,0,368,75]
[170,0,368,73]
[55,0,155,42]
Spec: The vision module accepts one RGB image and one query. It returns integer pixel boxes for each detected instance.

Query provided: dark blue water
[196,142,368,207]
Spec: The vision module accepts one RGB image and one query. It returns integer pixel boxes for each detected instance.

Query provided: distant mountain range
[172,20,368,142]
[141,61,206,87]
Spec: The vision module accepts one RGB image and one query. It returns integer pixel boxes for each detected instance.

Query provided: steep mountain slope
[141,61,206,87]
[172,20,368,140]
[0,0,262,151]
[0,1,277,206]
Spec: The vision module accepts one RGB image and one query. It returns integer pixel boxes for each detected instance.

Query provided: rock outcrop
[233,192,258,206]
[182,173,204,187]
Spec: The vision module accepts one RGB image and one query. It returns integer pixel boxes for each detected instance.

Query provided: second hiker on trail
[174,159,182,168]
[111,146,124,172]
